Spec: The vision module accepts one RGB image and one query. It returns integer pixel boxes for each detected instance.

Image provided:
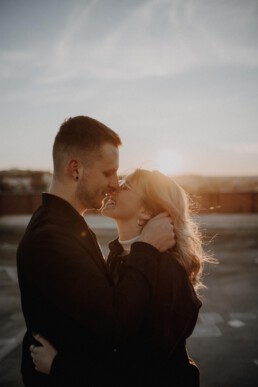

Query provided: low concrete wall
[0,194,41,215]
[1,192,258,215]
[194,192,258,213]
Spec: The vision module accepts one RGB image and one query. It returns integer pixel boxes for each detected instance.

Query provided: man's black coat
[16,193,159,386]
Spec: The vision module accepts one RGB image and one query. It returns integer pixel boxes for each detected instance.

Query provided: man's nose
[109,174,119,191]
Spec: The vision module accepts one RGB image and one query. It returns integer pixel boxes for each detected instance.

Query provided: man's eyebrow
[104,168,117,174]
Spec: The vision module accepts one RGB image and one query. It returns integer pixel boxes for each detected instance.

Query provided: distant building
[0,170,258,215]
[174,175,258,194]
[0,170,52,193]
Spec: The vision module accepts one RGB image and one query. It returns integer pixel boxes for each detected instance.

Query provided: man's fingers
[151,213,174,225]
[33,333,47,347]
[151,212,169,220]
[29,344,37,355]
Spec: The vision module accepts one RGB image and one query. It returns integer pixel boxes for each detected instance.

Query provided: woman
[31,169,210,386]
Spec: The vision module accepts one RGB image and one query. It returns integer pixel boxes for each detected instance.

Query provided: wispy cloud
[0,49,38,78]
[34,0,258,85]
[1,0,258,86]
[221,143,258,155]
[0,0,258,175]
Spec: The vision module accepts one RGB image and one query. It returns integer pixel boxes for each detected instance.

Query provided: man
[17,116,175,386]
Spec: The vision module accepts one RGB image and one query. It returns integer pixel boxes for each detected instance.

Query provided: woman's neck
[115,219,141,241]
[118,235,140,254]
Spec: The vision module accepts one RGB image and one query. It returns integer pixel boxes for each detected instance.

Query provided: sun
[155,149,184,176]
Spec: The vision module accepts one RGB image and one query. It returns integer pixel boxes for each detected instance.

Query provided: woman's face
[101,176,143,221]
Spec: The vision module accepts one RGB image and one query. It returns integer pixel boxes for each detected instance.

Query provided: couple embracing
[17,116,208,386]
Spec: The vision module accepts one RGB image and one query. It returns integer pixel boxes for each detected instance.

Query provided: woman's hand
[30,334,58,375]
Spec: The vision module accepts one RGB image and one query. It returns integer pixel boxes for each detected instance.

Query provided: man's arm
[139,212,175,251]
[19,226,158,343]
[18,214,175,344]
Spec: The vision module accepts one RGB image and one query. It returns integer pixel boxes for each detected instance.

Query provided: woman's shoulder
[156,251,199,302]
[158,251,187,278]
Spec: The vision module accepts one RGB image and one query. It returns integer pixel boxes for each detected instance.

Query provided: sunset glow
[1,1,258,176]
[156,149,184,176]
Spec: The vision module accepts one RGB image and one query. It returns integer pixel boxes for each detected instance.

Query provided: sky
[0,0,258,176]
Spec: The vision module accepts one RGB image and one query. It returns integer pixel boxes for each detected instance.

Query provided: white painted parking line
[191,311,257,338]
[0,329,25,362]
[192,323,222,338]
[228,319,245,328]
[199,312,223,325]
[227,312,257,328]
[191,312,223,338]
[0,243,17,251]
[0,266,18,283]
[229,312,257,320]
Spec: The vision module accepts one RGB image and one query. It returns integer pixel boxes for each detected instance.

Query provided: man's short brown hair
[53,116,122,175]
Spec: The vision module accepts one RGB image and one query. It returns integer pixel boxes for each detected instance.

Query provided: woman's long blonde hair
[128,169,212,291]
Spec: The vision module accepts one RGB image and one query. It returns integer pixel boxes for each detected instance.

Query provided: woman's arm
[30,334,89,387]
[30,334,57,375]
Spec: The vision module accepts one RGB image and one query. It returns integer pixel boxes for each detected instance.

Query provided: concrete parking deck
[0,214,258,387]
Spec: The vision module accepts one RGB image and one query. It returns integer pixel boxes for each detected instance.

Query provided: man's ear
[67,159,80,181]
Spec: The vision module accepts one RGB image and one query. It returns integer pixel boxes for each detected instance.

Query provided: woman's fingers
[29,335,58,375]
[33,333,48,346]
[30,345,39,367]
[29,344,38,356]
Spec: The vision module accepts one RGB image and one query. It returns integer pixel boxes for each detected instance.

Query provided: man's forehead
[99,143,118,160]
[81,143,119,170]
[99,143,119,157]
[96,143,119,168]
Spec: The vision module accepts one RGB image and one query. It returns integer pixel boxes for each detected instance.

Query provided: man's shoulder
[25,207,60,233]
[19,206,75,249]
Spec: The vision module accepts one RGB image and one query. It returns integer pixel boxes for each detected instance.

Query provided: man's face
[76,143,119,210]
